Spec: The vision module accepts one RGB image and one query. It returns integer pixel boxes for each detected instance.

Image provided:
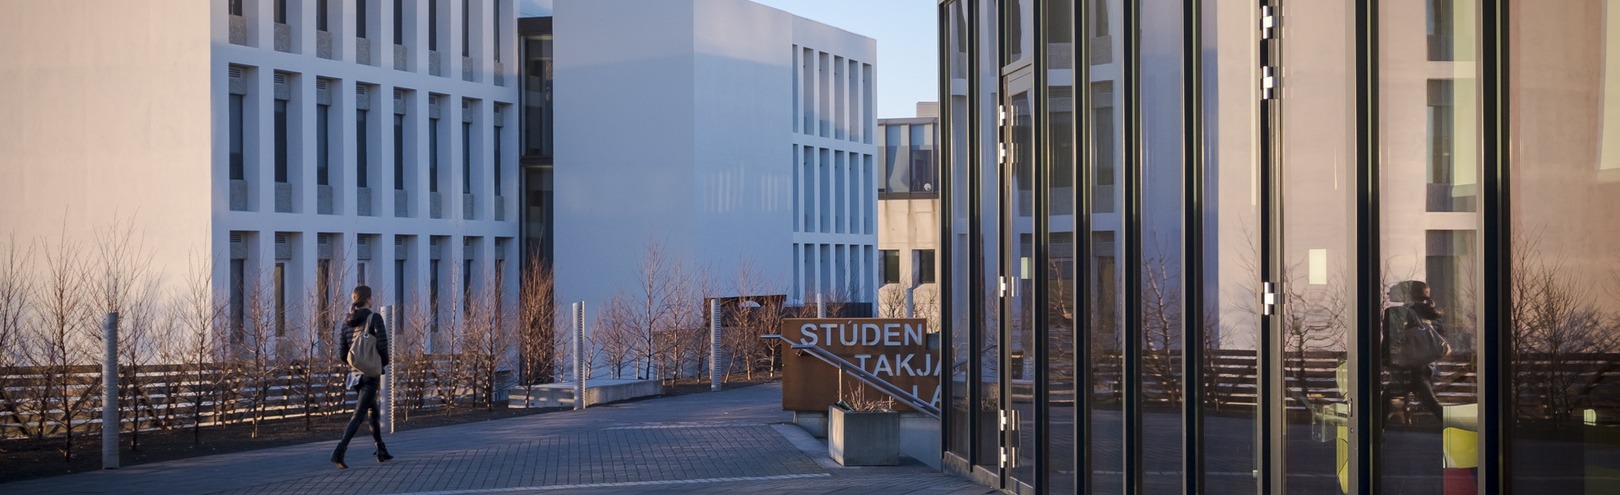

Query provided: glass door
[1002,68,1038,493]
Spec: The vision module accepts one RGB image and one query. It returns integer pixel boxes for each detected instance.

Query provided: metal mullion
[1030,0,1049,491]
[1478,0,1511,492]
[1352,0,1382,493]
[1180,0,1206,492]
[1074,0,1096,490]
[1258,0,1282,492]
[1122,0,1145,492]
[965,0,986,472]
[936,0,955,469]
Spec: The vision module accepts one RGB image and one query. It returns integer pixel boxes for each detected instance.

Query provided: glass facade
[937,0,1620,493]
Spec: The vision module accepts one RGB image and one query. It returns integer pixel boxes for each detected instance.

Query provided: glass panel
[1006,80,1036,487]
[1509,1,1620,492]
[1278,2,1355,492]
[1044,0,1076,490]
[945,0,974,459]
[1379,1,1478,492]
[1141,1,1185,491]
[1088,0,1125,481]
[1202,2,1260,491]
[1004,0,1033,66]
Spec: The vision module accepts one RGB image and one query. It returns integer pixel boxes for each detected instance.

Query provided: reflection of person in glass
[1381,280,1445,423]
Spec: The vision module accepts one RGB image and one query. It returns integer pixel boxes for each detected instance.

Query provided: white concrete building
[876,106,940,328]
[550,0,879,312]
[0,0,522,356]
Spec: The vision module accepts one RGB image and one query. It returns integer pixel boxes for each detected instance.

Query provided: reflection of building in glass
[938,0,1620,493]
[546,0,878,314]
[877,106,941,328]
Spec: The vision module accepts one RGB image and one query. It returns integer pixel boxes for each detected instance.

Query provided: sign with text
[778,318,940,412]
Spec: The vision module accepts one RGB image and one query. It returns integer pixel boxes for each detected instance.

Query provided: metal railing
[762,334,941,419]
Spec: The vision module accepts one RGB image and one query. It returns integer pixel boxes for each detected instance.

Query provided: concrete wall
[0,0,213,291]
[553,0,876,320]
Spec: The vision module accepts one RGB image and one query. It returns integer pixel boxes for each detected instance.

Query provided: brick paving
[0,383,995,495]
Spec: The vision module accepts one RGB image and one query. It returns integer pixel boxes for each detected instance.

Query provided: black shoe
[331,451,348,469]
[375,442,394,462]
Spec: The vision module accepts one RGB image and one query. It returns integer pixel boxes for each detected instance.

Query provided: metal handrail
[762,334,942,419]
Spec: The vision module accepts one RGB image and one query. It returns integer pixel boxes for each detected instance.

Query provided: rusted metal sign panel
[778,318,940,412]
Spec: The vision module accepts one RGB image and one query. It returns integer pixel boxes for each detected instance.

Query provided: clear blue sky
[750,0,939,119]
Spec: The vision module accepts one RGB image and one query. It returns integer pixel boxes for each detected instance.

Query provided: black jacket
[340,307,390,368]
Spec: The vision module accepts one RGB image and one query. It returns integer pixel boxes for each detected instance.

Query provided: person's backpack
[347,314,384,377]
[1390,306,1450,368]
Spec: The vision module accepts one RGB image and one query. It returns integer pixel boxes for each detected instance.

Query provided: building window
[492,0,501,61]
[429,0,439,51]
[394,113,405,190]
[317,103,330,186]
[357,108,370,188]
[393,0,403,45]
[463,121,472,194]
[356,0,368,38]
[230,258,245,342]
[274,98,289,183]
[881,250,900,285]
[916,249,936,284]
[461,0,470,57]
[317,0,330,31]
[229,0,243,17]
[430,117,440,193]
[463,258,473,320]
[317,256,332,323]
[395,258,406,309]
[430,259,440,333]
[274,262,286,336]
[493,121,502,192]
[229,93,244,180]
[1426,79,1469,211]
[1427,0,1454,61]
[274,0,287,24]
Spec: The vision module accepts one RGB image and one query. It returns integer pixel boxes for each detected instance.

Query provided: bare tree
[1140,239,1182,406]
[172,252,225,444]
[1511,231,1620,423]
[462,262,511,411]
[596,293,638,379]
[877,284,908,318]
[31,230,98,461]
[0,235,35,438]
[621,241,681,379]
[516,251,561,404]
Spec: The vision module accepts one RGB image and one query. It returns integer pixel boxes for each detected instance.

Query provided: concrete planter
[828,406,900,466]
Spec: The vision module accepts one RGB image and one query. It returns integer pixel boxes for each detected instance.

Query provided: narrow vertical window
[916,249,935,284]
[493,121,502,192]
[492,0,500,61]
[317,0,330,31]
[394,114,405,190]
[463,121,472,194]
[230,258,245,342]
[274,262,286,336]
[393,0,403,45]
[274,99,289,183]
[430,117,440,193]
[317,103,330,186]
[356,0,368,38]
[462,0,470,57]
[430,259,441,333]
[317,257,332,324]
[463,258,473,320]
[881,250,900,284]
[429,0,439,51]
[229,94,244,180]
[394,258,406,309]
[229,0,243,17]
[357,108,370,188]
[274,0,287,24]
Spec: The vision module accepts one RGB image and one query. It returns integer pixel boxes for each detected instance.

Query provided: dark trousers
[335,377,383,454]
[1384,366,1444,419]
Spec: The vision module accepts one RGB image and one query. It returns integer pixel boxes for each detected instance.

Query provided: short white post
[101,312,119,469]
[573,301,586,410]
[710,299,721,392]
[380,305,395,433]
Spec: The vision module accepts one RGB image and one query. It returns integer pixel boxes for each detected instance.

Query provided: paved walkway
[0,383,995,495]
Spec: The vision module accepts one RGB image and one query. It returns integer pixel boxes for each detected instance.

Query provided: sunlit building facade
[938,0,1620,493]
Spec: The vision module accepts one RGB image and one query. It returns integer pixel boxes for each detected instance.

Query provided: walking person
[331,285,394,468]
[1381,280,1450,425]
